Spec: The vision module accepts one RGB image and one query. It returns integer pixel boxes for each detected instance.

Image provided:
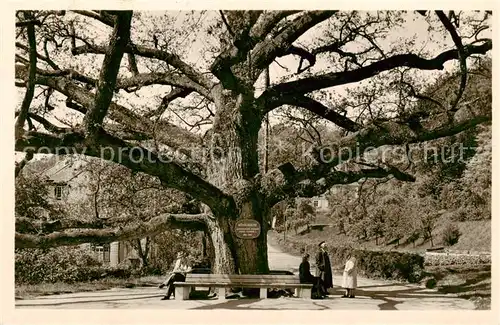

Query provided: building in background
[23,156,143,267]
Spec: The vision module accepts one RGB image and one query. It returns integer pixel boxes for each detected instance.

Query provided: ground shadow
[189,283,470,310]
[437,270,490,295]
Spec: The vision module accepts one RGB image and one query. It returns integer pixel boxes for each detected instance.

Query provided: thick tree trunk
[205,216,236,274]
[203,90,270,275]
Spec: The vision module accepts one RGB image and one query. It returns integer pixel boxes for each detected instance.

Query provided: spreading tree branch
[16,217,105,234]
[249,11,300,41]
[250,11,336,73]
[15,149,35,178]
[266,164,415,206]
[72,10,114,27]
[15,129,234,215]
[144,88,193,118]
[262,40,491,98]
[16,213,209,248]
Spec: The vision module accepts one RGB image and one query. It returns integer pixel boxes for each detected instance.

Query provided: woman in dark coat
[315,241,333,295]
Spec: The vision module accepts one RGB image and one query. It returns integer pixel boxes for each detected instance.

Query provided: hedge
[277,238,425,283]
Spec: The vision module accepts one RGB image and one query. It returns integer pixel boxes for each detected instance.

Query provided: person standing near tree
[315,241,333,296]
[159,251,192,300]
[342,253,358,298]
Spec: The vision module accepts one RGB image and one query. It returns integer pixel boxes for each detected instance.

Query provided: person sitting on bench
[159,251,192,300]
[299,253,326,299]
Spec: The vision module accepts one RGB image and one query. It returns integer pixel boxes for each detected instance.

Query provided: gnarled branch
[266,164,415,206]
[263,98,491,206]
[250,11,336,73]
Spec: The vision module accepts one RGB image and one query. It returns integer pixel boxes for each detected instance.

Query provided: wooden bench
[174,274,313,300]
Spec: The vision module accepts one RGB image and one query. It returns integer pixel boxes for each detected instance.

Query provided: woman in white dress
[341,254,357,298]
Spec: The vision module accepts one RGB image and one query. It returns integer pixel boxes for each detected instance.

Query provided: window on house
[103,243,110,263]
[313,200,319,207]
[54,185,65,200]
[91,243,110,263]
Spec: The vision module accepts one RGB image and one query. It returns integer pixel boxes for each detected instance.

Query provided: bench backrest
[186,273,300,285]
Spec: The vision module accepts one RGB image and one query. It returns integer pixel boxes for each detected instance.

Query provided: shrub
[15,247,135,284]
[425,278,437,289]
[442,223,462,246]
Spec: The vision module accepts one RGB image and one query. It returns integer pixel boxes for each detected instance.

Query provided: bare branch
[16,65,204,157]
[279,45,316,73]
[400,81,445,111]
[115,72,209,97]
[309,106,490,167]
[72,10,114,27]
[16,42,59,70]
[82,11,133,138]
[265,95,361,132]
[16,20,42,27]
[16,217,105,234]
[268,164,415,206]
[72,44,215,92]
[144,88,192,118]
[219,10,235,37]
[435,10,467,112]
[127,53,139,75]
[249,11,300,41]
[14,111,69,134]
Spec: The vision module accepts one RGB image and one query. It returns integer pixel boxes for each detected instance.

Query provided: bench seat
[173,274,313,300]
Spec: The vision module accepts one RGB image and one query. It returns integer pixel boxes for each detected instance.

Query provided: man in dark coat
[315,241,333,295]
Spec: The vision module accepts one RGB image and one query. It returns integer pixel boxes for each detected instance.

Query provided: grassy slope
[286,217,491,254]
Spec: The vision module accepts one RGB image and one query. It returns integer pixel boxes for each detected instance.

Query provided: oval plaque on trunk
[234,220,261,239]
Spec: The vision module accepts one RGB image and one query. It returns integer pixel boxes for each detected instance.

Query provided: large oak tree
[14,10,492,274]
